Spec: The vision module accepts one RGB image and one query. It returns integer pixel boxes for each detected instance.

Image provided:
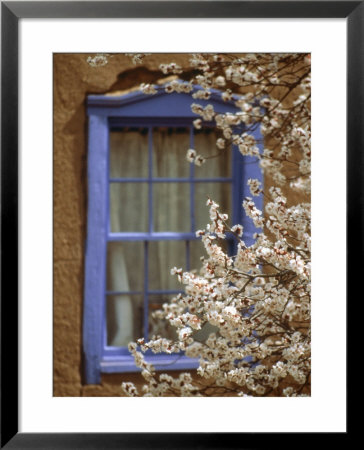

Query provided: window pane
[109,129,148,178]
[189,239,204,274]
[110,183,148,232]
[148,294,178,340]
[106,294,143,346]
[193,322,220,343]
[149,241,186,291]
[153,127,190,178]
[148,293,218,343]
[189,238,231,274]
[106,241,144,293]
[193,129,231,178]
[153,183,190,232]
[194,182,231,231]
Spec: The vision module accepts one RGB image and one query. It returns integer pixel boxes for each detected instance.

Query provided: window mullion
[186,125,195,274]
[148,126,153,234]
[185,240,190,272]
[145,126,153,341]
[189,125,195,233]
[143,241,149,341]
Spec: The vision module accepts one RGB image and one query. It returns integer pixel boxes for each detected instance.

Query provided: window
[83,85,262,384]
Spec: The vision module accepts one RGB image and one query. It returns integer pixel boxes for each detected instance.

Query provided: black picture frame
[1,1,357,448]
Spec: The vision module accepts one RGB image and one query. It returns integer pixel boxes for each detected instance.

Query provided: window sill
[100,354,199,374]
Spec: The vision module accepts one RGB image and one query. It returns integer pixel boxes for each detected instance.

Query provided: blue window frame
[83,85,263,384]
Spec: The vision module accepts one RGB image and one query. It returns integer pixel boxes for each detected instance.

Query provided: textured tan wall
[53,53,195,396]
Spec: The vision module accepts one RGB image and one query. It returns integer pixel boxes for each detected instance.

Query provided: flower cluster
[140,83,157,95]
[186,148,205,166]
[125,53,151,65]
[160,62,183,74]
[121,53,311,397]
[165,80,193,94]
[86,54,110,67]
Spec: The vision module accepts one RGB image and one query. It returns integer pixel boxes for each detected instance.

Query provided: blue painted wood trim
[143,241,149,340]
[100,355,199,374]
[88,86,241,119]
[232,127,263,247]
[88,85,240,110]
[106,289,183,296]
[252,126,264,221]
[107,231,256,242]
[189,125,195,232]
[232,145,245,225]
[83,115,109,384]
[109,177,232,183]
[241,126,264,246]
[109,117,207,128]
[107,231,199,241]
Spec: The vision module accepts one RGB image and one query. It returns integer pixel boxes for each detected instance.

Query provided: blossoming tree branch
[91,53,311,397]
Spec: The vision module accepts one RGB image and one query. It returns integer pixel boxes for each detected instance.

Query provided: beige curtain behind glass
[107,128,230,346]
[106,244,133,346]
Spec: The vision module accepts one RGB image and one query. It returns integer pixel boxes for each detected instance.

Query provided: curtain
[107,128,230,346]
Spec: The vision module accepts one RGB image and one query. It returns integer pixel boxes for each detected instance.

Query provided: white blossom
[140,83,157,95]
[87,54,109,67]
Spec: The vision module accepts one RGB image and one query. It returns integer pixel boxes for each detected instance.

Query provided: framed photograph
[1,1,356,447]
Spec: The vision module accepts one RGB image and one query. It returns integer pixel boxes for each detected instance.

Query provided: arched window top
[87,82,242,118]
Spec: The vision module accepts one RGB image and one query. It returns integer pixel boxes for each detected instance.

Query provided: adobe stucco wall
[53,53,193,396]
